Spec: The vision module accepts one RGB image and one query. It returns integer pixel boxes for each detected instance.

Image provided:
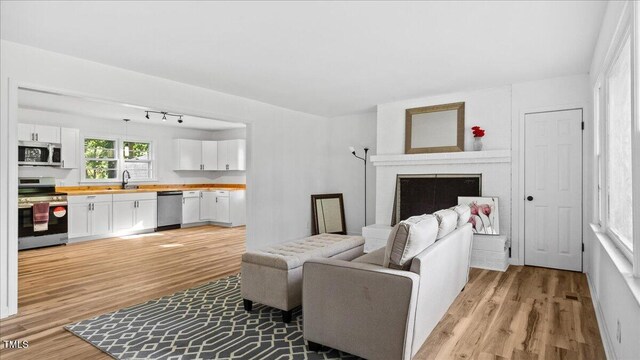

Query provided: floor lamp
[349,146,369,227]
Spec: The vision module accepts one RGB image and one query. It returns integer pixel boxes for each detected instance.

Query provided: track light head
[145,111,149,119]
[162,113,167,121]
[178,116,183,124]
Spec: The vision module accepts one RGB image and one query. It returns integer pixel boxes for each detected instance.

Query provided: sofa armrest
[303,258,420,360]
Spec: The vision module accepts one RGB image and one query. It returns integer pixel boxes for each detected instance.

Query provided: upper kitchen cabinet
[201,141,218,170]
[60,128,80,169]
[173,139,203,170]
[18,124,61,143]
[217,139,246,170]
[173,139,221,171]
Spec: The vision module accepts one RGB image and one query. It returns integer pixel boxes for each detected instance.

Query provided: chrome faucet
[122,170,131,189]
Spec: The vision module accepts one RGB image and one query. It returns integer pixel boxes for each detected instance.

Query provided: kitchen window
[82,137,155,182]
[123,141,153,180]
[84,138,118,180]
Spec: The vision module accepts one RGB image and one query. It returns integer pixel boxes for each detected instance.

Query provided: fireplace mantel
[370,150,511,167]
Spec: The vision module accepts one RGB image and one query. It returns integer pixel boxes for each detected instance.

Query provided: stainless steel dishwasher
[157,191,183,231]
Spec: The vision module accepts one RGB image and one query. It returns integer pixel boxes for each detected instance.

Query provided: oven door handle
[18,201,68,209]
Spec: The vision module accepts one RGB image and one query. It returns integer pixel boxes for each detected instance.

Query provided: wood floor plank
[1,230,606,360]
[415,266,605,360]
[0,225,245,359]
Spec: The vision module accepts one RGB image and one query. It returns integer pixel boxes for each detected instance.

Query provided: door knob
[527,196,534,201]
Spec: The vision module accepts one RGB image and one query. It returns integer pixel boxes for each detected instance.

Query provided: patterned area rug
[65,274,359,360]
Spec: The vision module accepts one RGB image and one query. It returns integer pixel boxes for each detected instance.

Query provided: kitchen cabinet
[182,191,201,224]
[60,127,80,169]
[217,139,246,170]
[173,139,202,170]
[202,141,218,170]
[113,193,158,232]
[18,124,34,142]
[197,190,244,226]
[173,139,219,171]
[216,193,230,223]
[68,194,113,239]
[199,191,217,221]
[17,124,60,143]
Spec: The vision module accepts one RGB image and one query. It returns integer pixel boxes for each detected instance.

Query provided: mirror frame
[405,102,465,154]
[311,193,347,235]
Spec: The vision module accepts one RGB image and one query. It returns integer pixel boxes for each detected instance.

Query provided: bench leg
[243,299,253,312]
[307,340,322,352]
[281,309,292,323]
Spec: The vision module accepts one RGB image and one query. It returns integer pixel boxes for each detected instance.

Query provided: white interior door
[524,109,583,271]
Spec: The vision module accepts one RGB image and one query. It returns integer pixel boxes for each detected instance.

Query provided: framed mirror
[311,193,346,235]
[405,102,465,154]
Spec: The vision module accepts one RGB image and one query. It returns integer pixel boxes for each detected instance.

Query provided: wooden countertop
[58,183,245,196]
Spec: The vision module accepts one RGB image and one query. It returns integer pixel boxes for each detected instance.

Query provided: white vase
[473,137,483,151]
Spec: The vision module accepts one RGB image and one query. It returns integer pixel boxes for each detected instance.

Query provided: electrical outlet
[616,319,622,343]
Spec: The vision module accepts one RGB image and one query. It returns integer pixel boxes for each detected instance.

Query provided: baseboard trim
[586,272,616,360]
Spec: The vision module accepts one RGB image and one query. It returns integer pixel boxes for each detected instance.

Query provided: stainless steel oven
[18,177,68,250]
[18,141,62,167]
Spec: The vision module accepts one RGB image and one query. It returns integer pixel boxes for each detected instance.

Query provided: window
[604,34,634,252]
[123,141,153,180]
[82,137,155,182]
[84,138,118,180]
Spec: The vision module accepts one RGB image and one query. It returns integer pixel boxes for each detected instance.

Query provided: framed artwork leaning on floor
[458,196,500,235]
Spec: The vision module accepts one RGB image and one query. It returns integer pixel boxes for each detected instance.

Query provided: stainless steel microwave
[18,141,62,166]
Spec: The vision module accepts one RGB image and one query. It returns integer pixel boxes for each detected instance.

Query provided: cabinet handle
[31,133,34,141]
[182,198,185,204]
[36,133,39,141]
[216,197,218,203]
[62,160,65,168]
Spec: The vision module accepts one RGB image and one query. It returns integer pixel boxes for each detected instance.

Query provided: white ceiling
[2,1,606,117]
[18,88,245,131]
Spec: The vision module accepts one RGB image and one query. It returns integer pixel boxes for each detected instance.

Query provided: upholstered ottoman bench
[241,233,365,322]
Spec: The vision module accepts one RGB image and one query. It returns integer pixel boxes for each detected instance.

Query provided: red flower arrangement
[472,126,485,138]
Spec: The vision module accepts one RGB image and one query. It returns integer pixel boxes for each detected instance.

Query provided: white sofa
[302,211,473,360]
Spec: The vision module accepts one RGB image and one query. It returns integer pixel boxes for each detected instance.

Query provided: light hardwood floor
[0,226,604,359]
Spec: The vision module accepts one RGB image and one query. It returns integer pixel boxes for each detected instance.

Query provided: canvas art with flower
[458,196,500,235]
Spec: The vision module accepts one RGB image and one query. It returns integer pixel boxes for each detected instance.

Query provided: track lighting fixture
[144,110,184,124]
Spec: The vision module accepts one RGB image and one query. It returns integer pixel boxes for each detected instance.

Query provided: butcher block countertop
[58,183,246,196]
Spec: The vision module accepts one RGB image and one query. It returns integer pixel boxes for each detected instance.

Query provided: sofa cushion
[241,234,364,270]
[434,209,458,239]
[383,214,438,270]
[352,247,386,266]
[450,204,471,228]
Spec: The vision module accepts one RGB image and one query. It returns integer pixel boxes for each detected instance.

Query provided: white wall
[377,86,512,155]
[375,86,513,240]
[0,40,336,317]
[326,112,377,234]
[510,74,591,267]
[584,1,640,358]
[17,108,244,186]
[374,75,591,267]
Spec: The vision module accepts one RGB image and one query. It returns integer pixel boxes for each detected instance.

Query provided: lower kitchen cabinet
[68,194,113,239]
[182,190,201,224]
[216,193,230,223]
[196,190,244,226]
[199,191,217,221]
[112,193,157,232]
